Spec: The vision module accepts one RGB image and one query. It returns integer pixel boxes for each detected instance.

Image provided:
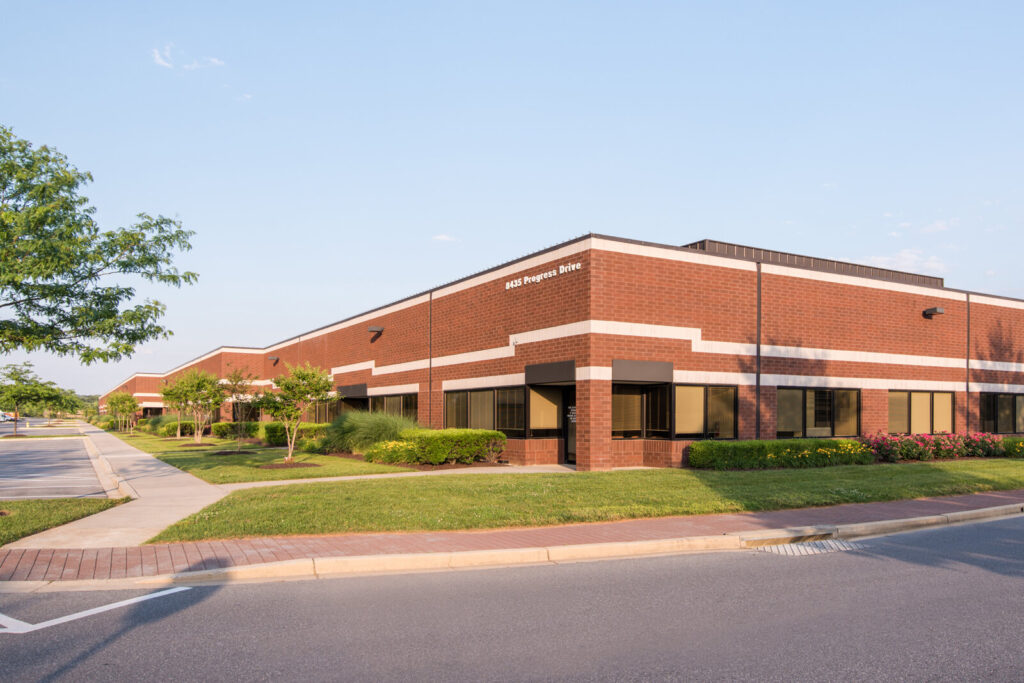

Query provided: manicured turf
[112,432,411,484]
[0,498,125,546]
[151,458,1024,542]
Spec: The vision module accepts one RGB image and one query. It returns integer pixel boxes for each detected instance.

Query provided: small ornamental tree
[46,389,83,425]
[105,391,140,432]
[160,381,186,438]
[0,363,60,435]
[222,366,258,452]
[256,363,332,462]
[174,369,224,444]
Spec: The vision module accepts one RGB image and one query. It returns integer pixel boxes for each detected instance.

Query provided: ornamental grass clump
[322,410,420,454]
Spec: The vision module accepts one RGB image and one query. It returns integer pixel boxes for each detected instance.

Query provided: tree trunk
[12,402,18,436]
[176,409,182,439]
[194,410,203,444]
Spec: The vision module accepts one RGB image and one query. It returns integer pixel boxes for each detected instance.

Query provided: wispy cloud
[151,44,173,68]
[432,234,457,242]
[236,93,253,102]
[888,231,902,238]
[920,218,958,234]
[898,222,912,228]
[183,56,225,71]
[151,45,224,71]
[865,248,947,274]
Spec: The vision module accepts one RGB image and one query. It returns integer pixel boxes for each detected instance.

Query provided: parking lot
[0,429,106,499]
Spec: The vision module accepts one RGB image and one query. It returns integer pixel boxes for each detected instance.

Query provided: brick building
[100,234,1024,471]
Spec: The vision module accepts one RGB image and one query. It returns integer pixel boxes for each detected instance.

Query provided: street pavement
[0,436,106,499]
[1,516,1022,681]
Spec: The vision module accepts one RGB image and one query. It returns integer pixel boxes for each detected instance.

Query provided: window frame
[979,392,1024,434]
[775,387,861,439]
[887,390,955,435]
[443,387,526,437]
[672,384,738,441]
[610,383,671,440]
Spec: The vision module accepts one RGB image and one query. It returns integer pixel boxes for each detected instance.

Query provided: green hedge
[364,428,507,465]
[262,422,286,446]
[159,421,195,437]
[211,422,260,439]
[688,439,873,470]
[1003,437,1024,457]
[260,422,330,447]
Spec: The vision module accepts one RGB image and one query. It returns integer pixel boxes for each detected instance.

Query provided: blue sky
[2,1,1022,394]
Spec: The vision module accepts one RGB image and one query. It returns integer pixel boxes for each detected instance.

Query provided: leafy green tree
[160,381,186,438]
[174,369,224,444]
[44,388,83,425]
[105,391,140,432]
[222,366,258,452]
[0,363,59,435]
[256,363,332,462]
[0,125,198,363]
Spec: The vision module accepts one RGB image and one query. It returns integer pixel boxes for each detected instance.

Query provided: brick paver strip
[2,489,1022,582]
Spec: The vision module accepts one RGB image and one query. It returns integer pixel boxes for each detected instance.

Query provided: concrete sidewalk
[3,425,227,549]
[2,488,1022,586]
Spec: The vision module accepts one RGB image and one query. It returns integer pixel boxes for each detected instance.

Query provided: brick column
[575,379,611,471]
[758,386,777,440]
[860,389,888,437]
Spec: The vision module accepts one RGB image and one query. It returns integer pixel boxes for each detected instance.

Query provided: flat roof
[104,232,1021,395]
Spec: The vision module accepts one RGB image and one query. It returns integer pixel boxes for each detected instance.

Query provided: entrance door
[564,387,577,465]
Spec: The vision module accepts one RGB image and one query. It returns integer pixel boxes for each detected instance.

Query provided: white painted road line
[0,587,192,634]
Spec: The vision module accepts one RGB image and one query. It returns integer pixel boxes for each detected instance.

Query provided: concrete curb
[3,502,1022,593]
[82,436,139,500]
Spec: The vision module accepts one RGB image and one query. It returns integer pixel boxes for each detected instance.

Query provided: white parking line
[0,587,192,634]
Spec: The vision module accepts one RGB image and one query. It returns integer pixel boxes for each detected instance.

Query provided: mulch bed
[320,451,509,472]
[258,462,321,470]
[1,435,30,438]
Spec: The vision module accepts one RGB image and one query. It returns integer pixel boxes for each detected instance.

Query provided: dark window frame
[611,383,671,440]
[673,384,739,441]
[888,390,956,435]
[980,392,1024,434]
[370,393,419,421]
[444,387,526,437]
[776,387,861,439]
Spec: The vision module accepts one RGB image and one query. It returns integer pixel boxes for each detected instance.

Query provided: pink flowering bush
[862,432,1009,462]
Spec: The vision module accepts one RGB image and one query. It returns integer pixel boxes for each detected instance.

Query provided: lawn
[151,458,1024,542]
[0,498,125,546]
[111,432,411,484]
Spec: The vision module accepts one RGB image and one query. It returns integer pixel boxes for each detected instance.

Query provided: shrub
[862,432,1007,461]
[688,439,873,470]
[322,411,419,453]
[137,418,149,428]
[146,414,169,433]
[363,428,507,465]
[363,439,419,464]
[263,422,287,446]
[1002,437,1024,457]
[212,421,260,439]
[159,420,196,437]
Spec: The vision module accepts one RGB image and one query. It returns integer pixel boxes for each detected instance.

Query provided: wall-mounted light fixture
[923,307,945,319]
[368,326,384,342]
[268,355,280,366]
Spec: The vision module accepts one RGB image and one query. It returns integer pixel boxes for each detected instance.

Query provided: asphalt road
[0,429,105,499]
[2,516,1023,681]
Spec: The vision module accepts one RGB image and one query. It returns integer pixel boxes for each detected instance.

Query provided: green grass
[151,458,1024,542]
[112,432,411,484]
[0,498,126,546]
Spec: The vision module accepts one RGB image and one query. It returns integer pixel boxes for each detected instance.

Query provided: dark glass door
[564,387,576,465]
